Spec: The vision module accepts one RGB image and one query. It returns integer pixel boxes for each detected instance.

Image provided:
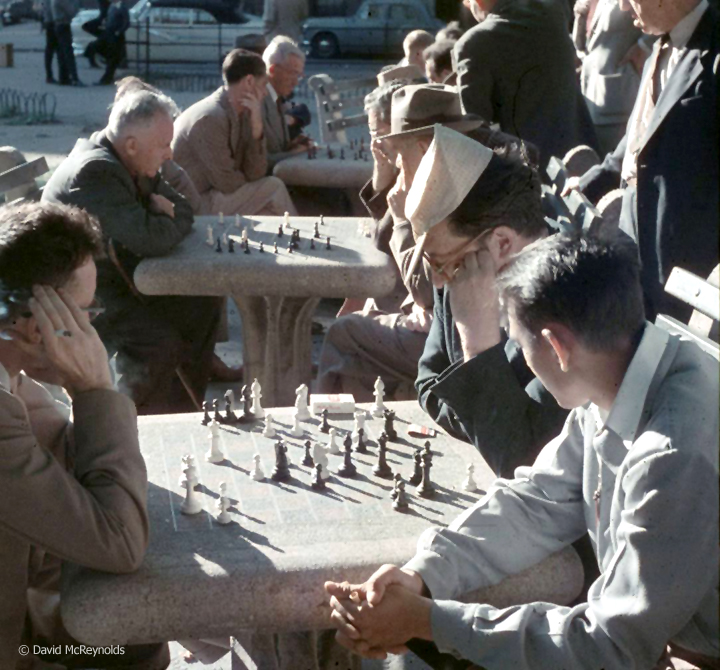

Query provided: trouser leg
[55,23,79,81]
[201,177,297,217]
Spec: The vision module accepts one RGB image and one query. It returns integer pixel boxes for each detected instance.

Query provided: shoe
[209,354,243,383]
[87,58,99,68]
[46,76,57,84]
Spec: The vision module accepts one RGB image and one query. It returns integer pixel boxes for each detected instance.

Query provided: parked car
[1,0,39,25]
[72,0,263,64]
[302,0,443,59]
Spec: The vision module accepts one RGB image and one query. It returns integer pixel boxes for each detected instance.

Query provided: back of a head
[262,35,305,67]
[0,202,103,315]
[114,76,162,103]
[423,39,455,80]
[108,89,179,140]
[497,232,646,352]
[437,21,463,41]
[223,48,266,86]
[364,81,408,125]
[448,148,545,240]
[403,29,434,55]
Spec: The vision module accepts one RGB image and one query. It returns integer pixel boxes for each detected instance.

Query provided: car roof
[139,0,257,24]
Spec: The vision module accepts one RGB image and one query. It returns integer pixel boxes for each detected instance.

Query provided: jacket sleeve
[189,115,249,194]
[388,216,434,311]
[160,160,202,214]
[578,133,626,203]
[455,31,494,122]
[240,114,269,183]
[70,159,193,257]
[0,389,149,573]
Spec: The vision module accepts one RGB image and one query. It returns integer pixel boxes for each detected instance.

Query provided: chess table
[272,146,374,190]
[133,215,396,407]
[61,401,583,647]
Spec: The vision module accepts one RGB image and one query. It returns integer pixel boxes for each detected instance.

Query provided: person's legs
[316,312,428,402]
[44,22,60,81]
[99,38,123,83]
[201,177,297,217]
[55,23,80,83]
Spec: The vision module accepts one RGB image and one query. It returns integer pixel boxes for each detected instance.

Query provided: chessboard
[61,401,496,647]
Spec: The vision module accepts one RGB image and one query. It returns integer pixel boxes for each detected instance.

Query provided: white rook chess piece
[262,414,276,438]
[294,384,311,420]
[462,464,478,492]
[312,442,330,479]
[206,420,224,463]
[251,378,264,418]
[251,453,265,481]
[180,465,202,515]
[327,427,340,454]
[290,411,304,437]
[206,223,214,246]
[216,482,233,524]
[353,410,366,439]
[371,377,386,417]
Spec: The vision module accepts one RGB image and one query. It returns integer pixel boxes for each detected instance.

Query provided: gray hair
[107,90,179,140]
[262,35,305,67]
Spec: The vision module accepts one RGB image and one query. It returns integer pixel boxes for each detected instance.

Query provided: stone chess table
[273,147,373,190]
[61,402,583,647]
[133,215,396,407]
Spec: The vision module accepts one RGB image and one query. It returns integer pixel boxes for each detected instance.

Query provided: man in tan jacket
[0,202,167,669]
[173,48,296,217]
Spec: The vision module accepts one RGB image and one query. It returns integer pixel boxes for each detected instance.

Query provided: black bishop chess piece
[372,432,392,479]
[409,448,423,486]
[416,449,435,499]
[238,385,253,422]
[383,409,398,441]
[337,436,357,478]
[355,427,368,454]
[271,440,291,482]
[302,440,315,467]
[314,222,320,238]
[311,463,326,490]
[320,409,331,433]
[201,400,211,426]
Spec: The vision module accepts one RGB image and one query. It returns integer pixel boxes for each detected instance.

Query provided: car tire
[311,32,339,59]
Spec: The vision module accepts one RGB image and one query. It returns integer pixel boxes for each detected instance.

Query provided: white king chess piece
[206,420,225,463]
[251,378,265,418]
[371,376,386,417]
[294,384,311,420]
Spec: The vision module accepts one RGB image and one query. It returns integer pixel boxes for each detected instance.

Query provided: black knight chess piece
[271,440,291,482]
[384,409,398,441]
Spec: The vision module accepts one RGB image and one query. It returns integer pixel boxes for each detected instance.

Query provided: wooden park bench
[0,155,47,203]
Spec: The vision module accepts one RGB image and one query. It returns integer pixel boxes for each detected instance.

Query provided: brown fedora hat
[381,84,484,140]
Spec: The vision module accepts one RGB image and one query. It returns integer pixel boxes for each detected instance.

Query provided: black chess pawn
[320,409,330,433]
[302,440,315,467]
[310,238,315,250]
[243,240,250,254]
[228,238,235,253]
[384,409,398,441]
[355,427,368,454]
[215,238,222,253]
[271,440,291,482]
[213,398,223,423]
[373,433,392,479]
[390,472,402,499]
[201,400,211,425]
[277,225,283,238]
[241,385,253,420]
[409,448,423,486]
[224,391,237,424]
[311,463,326,490]
[325,236,331,250]
[416,450,435,498]
[393,480,409,511]
[314,222,320,238]
[337,437,357,478]
[274,242,279,253]
[259,242,265,253]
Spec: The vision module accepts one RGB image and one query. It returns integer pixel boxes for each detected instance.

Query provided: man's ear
[124,136,138,158]
[541,325,572,372]
[487,227,516,263]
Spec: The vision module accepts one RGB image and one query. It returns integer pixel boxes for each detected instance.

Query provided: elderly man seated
[173,48,297,217]
[0,201,169,670]
[261,36,312,171]
[43,89,237,414]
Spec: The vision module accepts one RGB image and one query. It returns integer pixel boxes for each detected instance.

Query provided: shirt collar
[669,0,708,49]
[601,322,672,447]
[0,361,9,393]
[267,82,279,103]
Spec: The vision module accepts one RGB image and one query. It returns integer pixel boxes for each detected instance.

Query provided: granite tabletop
[273,151,373,189]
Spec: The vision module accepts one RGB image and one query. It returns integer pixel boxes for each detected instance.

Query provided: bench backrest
[0,156,48,202]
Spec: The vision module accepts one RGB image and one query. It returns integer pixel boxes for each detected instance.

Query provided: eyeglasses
[423,229,493,283]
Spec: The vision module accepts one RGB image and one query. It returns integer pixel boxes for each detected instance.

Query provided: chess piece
[354,151,359,161]
[201,400,211,425]
[371,377,386,417]
[288,242,293,254]
[423,441,432,463]
[393,480,409,511]
[251,378,265,418]
[235,213,241,228]
[213,398,223,423]
[284,211,290,228]
[274,242,279,253]
[206,420,224,463]
[312,441,330,479]
[294,384,311,420]
[216,482,232,524]
[277,225,283,238]
[222,233,228,247]
[302,440,314,467]
[262,414,276,438]
[206,224,215,246]
[409,449,423,486]
[238,384,253,421]
[224,389,237,424]
[337,436,357,478]
[311,463,326,490]
[271,440,291,482]
[416,450,435,498]
[325,236,331,250]
[384,409,398,441]
[310,238,315,250]
[215,238,222,253]
[290,411,304,437]
[319,409,330,433]
[390,472,402,499]
[307,146,312,160]
[373,434,392,478]
[180,465,202,515]
[179,454,199,489]
[241,228,248,245]
[243,240,250,254]
[326,427,340,454]
[228,238,235,253]
[251,454,265,481]
[320,214,325,225]
[259,242,265,253]
[314,221,320,238]
[218,212,224,225]
[355,427,368,454]
[462,464,478,492]
[353,410,366,437]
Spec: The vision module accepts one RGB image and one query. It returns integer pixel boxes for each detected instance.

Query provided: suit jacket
[0,365,149,670]
[415,287,569,478]
[454,0,598,167]
[42,131,194,317]
[581,6,719,318]
[262,90,295,173]
[262,0,308,42]
[173,87,268,198]
[575,0,644,125]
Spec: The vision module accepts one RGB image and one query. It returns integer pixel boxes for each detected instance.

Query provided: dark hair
[497,232,645,352]
[437,21,463,41]
[447,148,545,239]
[0,202,103,317]
[423,39,455,80]
[364,81,408,124]
[222,48,266,86]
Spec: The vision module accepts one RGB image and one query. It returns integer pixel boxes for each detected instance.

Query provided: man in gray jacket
[51,0,82,85]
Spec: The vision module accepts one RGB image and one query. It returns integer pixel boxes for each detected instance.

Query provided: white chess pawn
[206,223,214,246]
[290,411,304,437]
[241,228,249,244]
[251,453,265,481]
[219,212,224,225]
[312,442,330,479]
[284,211,290,227]
[353,410,366,438]
[294,383,311,420]
[462,464,478,492]
[320,214,325,225]
[222,233,228,247]
[180,466,202,515]
[371,376,386,417]
[262,414,276,438]
[216,482,233,524]
[251,378,265,418]
[235,213,242,228]
[206,420,224,463]
[326,427,340,454]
